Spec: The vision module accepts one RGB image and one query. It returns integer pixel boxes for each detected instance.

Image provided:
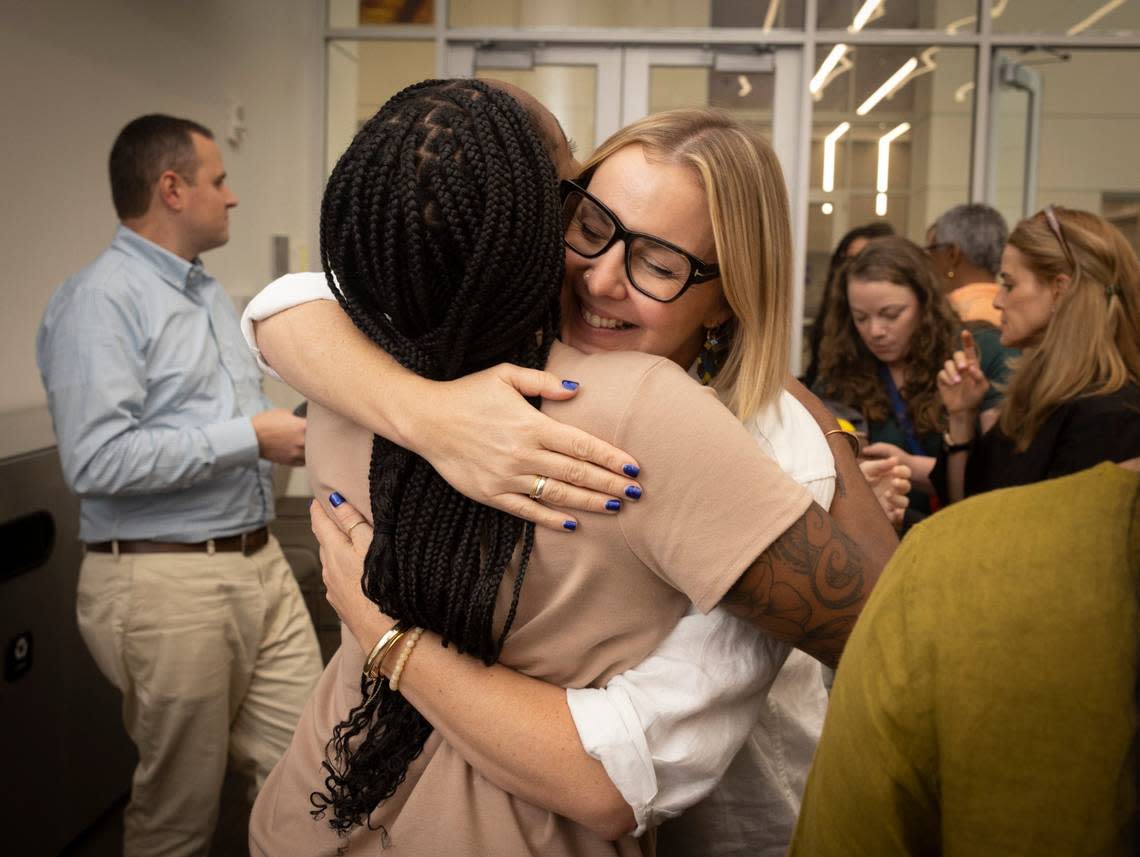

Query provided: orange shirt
[948,281,1002,327]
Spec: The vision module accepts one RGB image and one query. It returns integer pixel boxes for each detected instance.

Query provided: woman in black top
[934,206,1140,501]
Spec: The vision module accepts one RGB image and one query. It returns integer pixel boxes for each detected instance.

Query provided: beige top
[250,341,812,856]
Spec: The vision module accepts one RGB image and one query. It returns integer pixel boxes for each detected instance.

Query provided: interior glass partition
[989,48,1140,252]
[805,43,975,363]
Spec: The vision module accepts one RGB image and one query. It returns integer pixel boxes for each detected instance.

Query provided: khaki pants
[76,536,323,857]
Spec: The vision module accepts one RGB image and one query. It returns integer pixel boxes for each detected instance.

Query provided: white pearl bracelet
[389,627,425,692]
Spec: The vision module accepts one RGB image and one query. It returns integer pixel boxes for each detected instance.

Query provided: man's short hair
[109,115,214,219]
[932,203,1009,277]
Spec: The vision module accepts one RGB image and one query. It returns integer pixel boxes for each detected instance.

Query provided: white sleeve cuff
[240,272,337,380]
[566,685,659,836]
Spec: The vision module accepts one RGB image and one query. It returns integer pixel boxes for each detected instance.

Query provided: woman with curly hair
[814,235,1009,522]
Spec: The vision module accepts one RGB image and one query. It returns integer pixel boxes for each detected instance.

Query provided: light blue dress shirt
[37,226,275,542]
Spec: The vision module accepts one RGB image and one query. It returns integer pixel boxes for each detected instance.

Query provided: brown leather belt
[86,526,269,557]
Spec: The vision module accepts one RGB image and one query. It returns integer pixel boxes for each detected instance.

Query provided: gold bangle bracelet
[824,428,861,458]
[363,621,407,680]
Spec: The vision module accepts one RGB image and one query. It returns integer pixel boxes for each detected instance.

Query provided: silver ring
[529,475,549,501]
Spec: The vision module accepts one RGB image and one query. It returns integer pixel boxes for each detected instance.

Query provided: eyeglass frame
[560,179,721,304]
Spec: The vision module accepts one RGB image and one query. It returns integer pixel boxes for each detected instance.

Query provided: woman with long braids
[248,84,894,855]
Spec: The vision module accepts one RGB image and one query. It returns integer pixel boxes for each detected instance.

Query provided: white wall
[1,0,324,416]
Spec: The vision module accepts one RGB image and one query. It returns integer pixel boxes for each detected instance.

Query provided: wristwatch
[941,430,973,454]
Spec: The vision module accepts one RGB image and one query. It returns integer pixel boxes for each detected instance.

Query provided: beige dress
[249,342,811,856]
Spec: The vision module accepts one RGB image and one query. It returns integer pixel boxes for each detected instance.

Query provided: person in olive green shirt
[790,460,1140,856]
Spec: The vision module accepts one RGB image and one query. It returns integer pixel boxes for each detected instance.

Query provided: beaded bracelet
[363,621,407,680]
[389,627,425,692]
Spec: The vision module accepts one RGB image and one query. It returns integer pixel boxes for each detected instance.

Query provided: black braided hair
[309,79,564,833]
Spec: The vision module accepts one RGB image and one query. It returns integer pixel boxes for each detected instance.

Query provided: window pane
[817,0,978,32]
[649,66,774,140]
[325,40,436,175]
[992,49,1140,255]
[329,0,434,27]
[806,43,975,357]
[475,66,598,154]
[450,0,803,28]
[993,0,1140,36]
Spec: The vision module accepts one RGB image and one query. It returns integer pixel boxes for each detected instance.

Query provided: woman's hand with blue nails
[311,496,394,652]
[410,363,643,532]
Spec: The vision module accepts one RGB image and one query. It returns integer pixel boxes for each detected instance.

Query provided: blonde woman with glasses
[935,205,1140,502]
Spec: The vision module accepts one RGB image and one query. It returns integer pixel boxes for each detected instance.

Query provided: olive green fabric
[790,462,1140,857]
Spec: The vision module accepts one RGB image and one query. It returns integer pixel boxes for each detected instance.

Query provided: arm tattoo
[722,503,866,668]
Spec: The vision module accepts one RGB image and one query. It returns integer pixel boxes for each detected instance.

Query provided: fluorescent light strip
[822,122,851,192]
[763,0,781,31]
[1067,0,1127,35]
[856,57,919,116]
[810,43,848,94]
[875,122,911,217]
[850,0,884,32]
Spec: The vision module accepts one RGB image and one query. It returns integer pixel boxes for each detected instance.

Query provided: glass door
[987,53,1042,226]
[446,44,621,155]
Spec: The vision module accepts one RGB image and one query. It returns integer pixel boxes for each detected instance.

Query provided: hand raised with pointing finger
[937,329,989,416]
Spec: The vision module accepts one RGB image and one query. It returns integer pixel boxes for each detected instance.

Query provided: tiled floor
[60,772,253,857]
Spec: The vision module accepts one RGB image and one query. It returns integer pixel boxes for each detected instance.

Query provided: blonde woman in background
[935,205,1140,501]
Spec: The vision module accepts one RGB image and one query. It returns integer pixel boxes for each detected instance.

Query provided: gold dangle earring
[697,321,733,385]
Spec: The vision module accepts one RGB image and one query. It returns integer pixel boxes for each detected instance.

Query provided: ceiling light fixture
[822,122,851,192]
[1067,0,1127,35]
[763,0,781,32]
[808,0,885,97]
[822,202,834,215]
[875,122,910,216]
[810,44,848,94]
[850,0,885,32]
[857,57,919,115]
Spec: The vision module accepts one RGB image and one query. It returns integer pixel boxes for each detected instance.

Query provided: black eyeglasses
[560,180,720,303]
[1042,204,1076,270]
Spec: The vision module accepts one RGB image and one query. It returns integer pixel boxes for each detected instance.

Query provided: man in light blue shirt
[37,114,322,857]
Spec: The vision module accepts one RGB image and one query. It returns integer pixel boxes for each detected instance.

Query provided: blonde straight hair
[1000,208,1140,450]
[581,108,793,422]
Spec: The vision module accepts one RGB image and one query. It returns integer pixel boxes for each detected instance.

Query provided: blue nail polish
[622,463,640,477]
[605,499,622,512]
[563,520,577,531]
[329,491,345,507]
[562,379,580,390]
[625,485,643,500]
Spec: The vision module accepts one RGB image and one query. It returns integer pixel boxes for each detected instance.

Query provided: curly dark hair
[816,235,959,436]
[310,78,564,833]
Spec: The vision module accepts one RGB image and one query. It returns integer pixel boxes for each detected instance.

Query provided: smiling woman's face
[559,144,730,369]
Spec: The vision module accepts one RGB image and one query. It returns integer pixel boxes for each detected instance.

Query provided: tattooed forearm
[722,502,868,668]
